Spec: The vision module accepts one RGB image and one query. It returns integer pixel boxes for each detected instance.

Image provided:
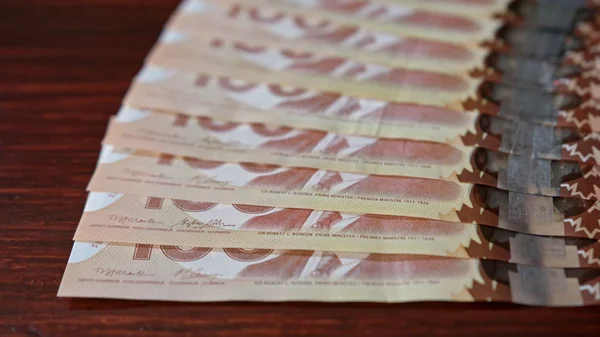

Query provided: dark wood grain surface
[0,1,599,336]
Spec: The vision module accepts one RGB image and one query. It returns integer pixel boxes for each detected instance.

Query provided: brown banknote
[163,2,598,97]
[170,0,595,95]
[170,0,503,45]
[169,0,599,95]
[168,0,492,75]
[145,31,484,109]
[169,1,600,95]
[261,0,502,36]
[151,31,597,109]
[280,0,514,17]
[160,0,600,128]
[124,65,490,141]
[88,146,600,239]
[158,0,600,127]
[58,241,600,306]
[258,0,513,19]
[268,0,600,40]
[75,192,600,268]
[104,107,600,199]
[147,30,590,112]
[124,65,600,149]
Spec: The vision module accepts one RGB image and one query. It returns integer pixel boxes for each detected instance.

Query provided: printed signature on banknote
[108,214,165,225]
[123,168,175,180]
[94,267,155,278]
[174,267,222,281]
[189,175,231,187]
[170,217,236,230]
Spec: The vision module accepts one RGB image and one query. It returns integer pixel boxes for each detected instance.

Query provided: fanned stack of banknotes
[58,0,600,306]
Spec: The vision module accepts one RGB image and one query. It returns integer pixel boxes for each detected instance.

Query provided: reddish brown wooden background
[0,1,599,336]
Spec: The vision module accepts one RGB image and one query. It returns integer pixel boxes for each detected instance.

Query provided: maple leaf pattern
[580,277,600,305]
[563,51,595,69]
[456,149,499,187]
[557,109,595,132]
[561,133,600,164]
[454,188,499,227]
[561,77,600,101]
[463,227,510,261]
[573,262,600,305]
[461,96,499,116]
[466,261,511,303]
[459,116,501,151]
[560,165,600,199]
[577,245,600,268]
[564,202,600,239]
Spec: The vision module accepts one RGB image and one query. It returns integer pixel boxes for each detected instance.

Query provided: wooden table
[1,1,599,336]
